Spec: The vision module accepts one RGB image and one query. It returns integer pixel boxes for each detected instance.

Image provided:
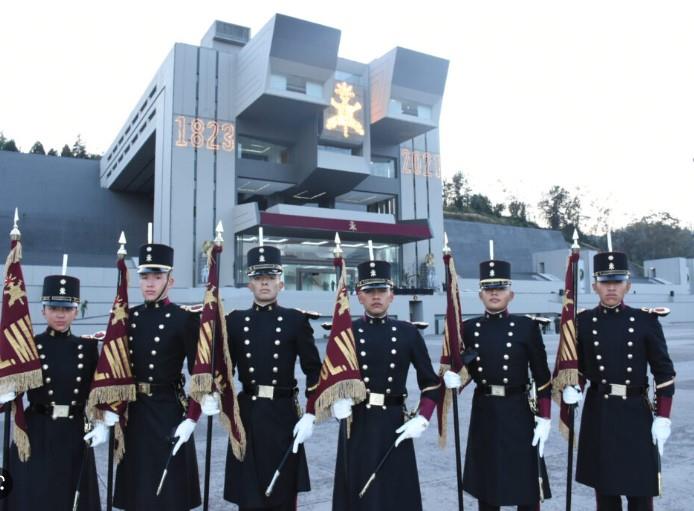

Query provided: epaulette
[410,321,429,330]
[81,330,106,341]
[180,303,204,313]
[641,307,670,317]
[321,322,333,331]
[525,315,550,325]
[294,308,321,319]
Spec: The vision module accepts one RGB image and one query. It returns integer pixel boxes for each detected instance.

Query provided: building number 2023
[175,115,235,152]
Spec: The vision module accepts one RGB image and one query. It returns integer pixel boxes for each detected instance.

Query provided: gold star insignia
[111,299,128,326]
[337,289,350,316]
[3,275,26,308]
[204,286,218,310]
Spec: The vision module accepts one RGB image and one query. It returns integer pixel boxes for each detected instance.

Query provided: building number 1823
[175,115,235,152]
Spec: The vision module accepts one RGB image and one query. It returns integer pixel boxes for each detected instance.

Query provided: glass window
[235,234,400,290]
[237,136,289,164]
[369,156,396,178]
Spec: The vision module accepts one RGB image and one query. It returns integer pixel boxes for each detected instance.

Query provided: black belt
[590,381,647,398]
[476,383,529,397]
[136,381,177,396]
[361,392,406,407]
[243,384,297,399]
[28,403,84,419]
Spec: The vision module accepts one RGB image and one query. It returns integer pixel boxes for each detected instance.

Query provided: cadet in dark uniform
[0,274,101,510]
[206,245,321,510]
[329,260,441,511]
[111,243,202,510]
[451,259,552,511]
[564,251,675,511]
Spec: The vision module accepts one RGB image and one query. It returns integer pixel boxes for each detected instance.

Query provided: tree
[2,139,19,152]
[60,144,73,157]
[47,148,58,156]
[72,135,87,158]
[538,186,581,238]
[508,200,528,221]
[613,213,694,265]
[29,141,46,155]
[443,171,472,211]
[468,193,494,215]
[0,132,6,149]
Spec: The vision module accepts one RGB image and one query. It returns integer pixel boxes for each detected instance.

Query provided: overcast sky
[2,0,693,230]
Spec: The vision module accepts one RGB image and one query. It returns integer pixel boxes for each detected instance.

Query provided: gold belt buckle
[52,404,70,419]
[490,385,506,397]
[257,385,275,399]
[610,383,627,397]
[137,383,152,396]
[368,393,385,406]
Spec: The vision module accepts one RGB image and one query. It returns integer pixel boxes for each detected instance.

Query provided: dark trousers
[479,501,539,511]
[239,498,296,511]
[596,493,653,511]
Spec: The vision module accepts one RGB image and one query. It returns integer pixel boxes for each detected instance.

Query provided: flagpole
[202,222,224,511]
[332,234,352,507]
[2,210,21,511]
[443,235,464,511]
[566,230,580,511]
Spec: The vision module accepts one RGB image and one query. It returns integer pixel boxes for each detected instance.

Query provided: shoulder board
[641,307,670,317]
[321,322,333,331]
[81,330,106,341]
[294,308,321,319]
[179,304,204,313]
[525,315,550,325]
[410,321,429,330]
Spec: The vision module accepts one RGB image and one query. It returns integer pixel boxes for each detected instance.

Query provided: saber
[264,438,295,497]
[156,438,178,496]
[358,441,397,499]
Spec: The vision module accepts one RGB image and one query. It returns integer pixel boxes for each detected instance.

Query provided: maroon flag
[305,257,366,422]
[0,237,43,460]
[87,256,136,462]
[190,243,246,460]
[436,252,469,446]
[551,250,581,438]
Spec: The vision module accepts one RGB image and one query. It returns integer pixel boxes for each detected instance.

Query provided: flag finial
[572,229,580,250]
[10,207,20,239]
[118,231,127,257]
[215,220,224,245]
[443,232,451,255]
[333,232,343,257]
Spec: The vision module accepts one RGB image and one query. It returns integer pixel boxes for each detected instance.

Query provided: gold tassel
[311,380,367,423]
[190,374,213,403]
[86,385,136,421]
[11,400,31,461]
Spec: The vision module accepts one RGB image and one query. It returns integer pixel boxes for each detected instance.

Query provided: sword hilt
[265,470,281,497]
[358,473,376,499]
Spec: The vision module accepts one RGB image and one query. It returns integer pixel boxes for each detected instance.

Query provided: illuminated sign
[325,82,365,138]
[174,115,235,152]
[400,147,441,180]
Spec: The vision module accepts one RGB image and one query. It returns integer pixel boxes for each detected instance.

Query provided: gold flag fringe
[11,400,31,461]
[0,369,43,395]
[312,380,367,424]
[437,364,470,448]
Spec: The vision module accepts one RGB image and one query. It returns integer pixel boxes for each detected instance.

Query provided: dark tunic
[332,315,440,511]
[113,300,201,511]
[576,304,676,497]
[8,327,101,511]
[224,303,321,508]
[462,311,552,506]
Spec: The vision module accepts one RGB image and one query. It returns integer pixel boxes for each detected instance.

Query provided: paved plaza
[3,322,692,510]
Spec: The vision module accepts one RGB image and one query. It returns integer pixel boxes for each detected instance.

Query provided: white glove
[172,419,197,455]
[103,410,120,427]
[443,371,462,389]
[292,413,315,453]
[201,392,221,416]
[562,385,583,405]
[651,416,671,456]
[395,415,429,447]
[83,422,109,447]
[331,398,353,420]
[0,391,16,404]
[531,417,551,457]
